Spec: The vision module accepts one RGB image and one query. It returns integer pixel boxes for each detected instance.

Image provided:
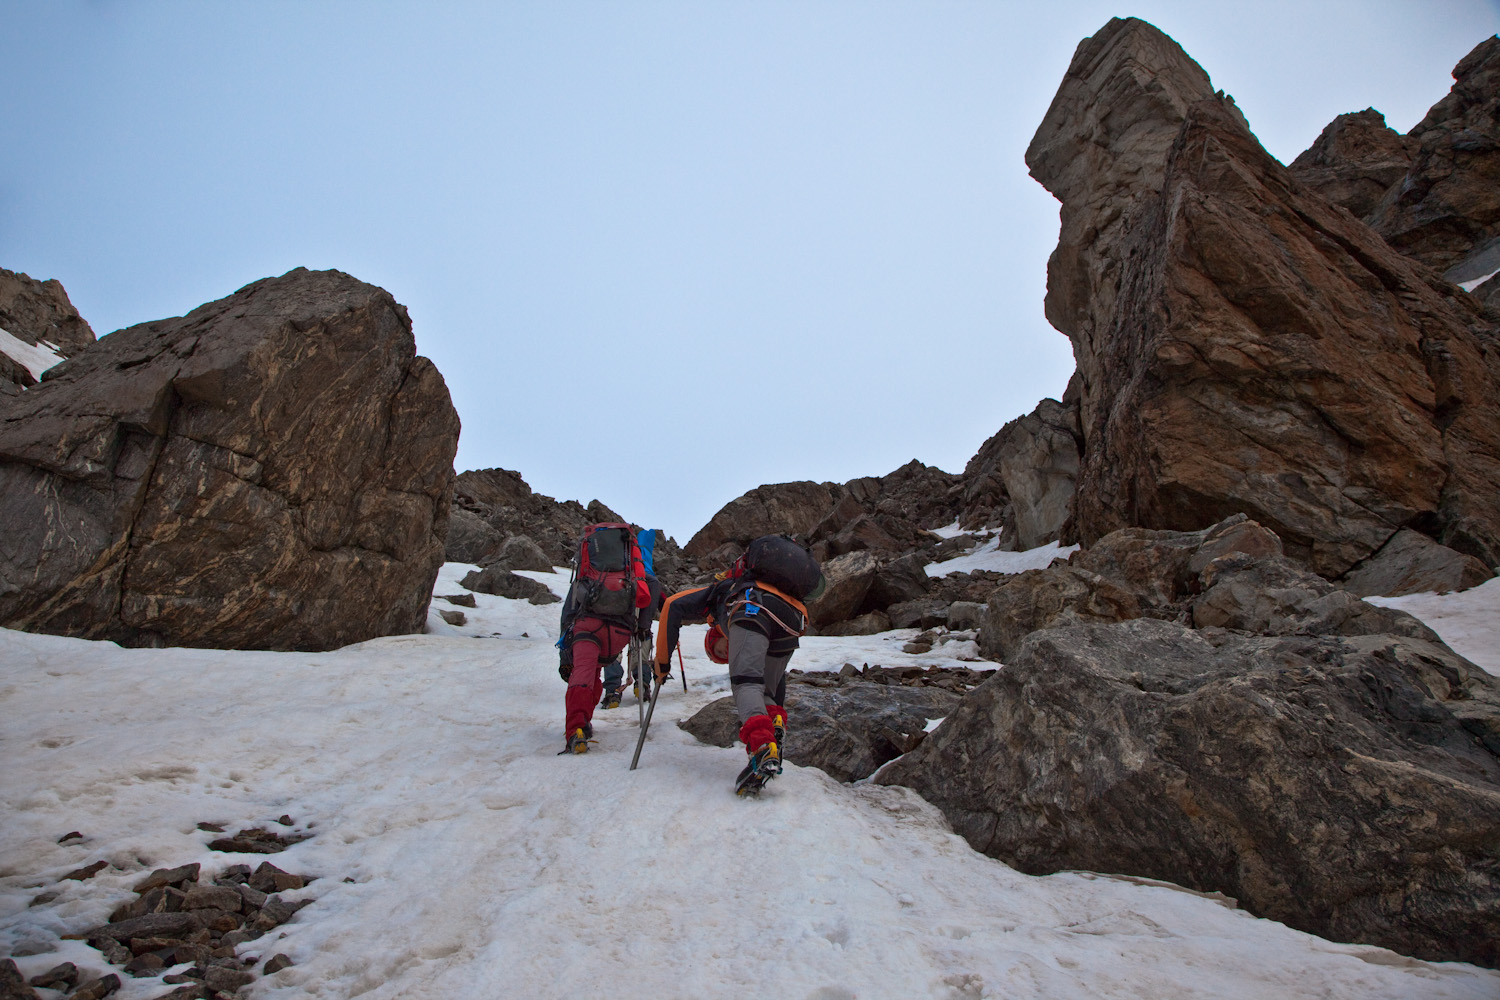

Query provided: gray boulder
[444,506,504,564]
[491,534,554,572]
[946,601,985,631]
[887,598,952,630]
[879,617,1500,967]
[679,681,960,782]
[865,551,932,609]
[960,396,1082,551]
[806,549,881,626]
[816,611,891,637]
[1340,528,1493,597]
[1195,551,1441,641]
[459,565,560,604]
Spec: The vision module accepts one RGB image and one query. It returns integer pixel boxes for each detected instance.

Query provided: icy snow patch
[927,537,1079,577]
[0,327,65,380]
[1458,267,1498,292]
[1366,575,1500,676]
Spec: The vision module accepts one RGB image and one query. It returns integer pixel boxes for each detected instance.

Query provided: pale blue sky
[4,2,1497,542]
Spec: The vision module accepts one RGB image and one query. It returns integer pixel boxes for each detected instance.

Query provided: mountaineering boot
[767,705,787,753]
[601,689,621,710]
[559,727,595,755]
[735,741,782,796]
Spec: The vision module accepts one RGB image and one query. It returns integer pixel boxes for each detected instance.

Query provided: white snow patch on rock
[0,327,65,381]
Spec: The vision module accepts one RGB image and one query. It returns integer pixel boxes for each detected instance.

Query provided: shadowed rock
[879,617,1500,967]
[679,681,960,783]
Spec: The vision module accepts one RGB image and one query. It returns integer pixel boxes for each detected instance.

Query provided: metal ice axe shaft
[629,672,662,771]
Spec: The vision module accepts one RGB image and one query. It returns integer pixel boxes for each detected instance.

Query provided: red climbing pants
[565,617,631,736]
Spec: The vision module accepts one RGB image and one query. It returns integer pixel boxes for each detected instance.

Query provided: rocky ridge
[0,268,96,393]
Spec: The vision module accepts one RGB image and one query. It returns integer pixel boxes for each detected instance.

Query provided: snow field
[1,565,1496,999]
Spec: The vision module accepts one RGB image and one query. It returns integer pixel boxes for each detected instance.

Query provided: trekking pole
[677,645,687,691]
[629,673,662,771]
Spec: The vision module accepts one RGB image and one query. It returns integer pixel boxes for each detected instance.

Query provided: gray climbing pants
[728,623,792,723]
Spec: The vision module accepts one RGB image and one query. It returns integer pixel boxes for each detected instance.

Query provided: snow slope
[1,565,1495,999]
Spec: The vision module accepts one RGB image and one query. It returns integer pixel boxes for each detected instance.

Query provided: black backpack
[736,534,823,601]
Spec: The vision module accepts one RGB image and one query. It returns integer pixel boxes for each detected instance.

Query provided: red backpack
[572,523,649,620]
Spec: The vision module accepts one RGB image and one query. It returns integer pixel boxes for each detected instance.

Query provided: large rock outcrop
[451,467,621,567]
[683,481,842,567]
[1367,36,1500,272]
[979,514,1445,662]
[879,617,1500,967]
[0,268,96,391]
[1288,109,1418,220]
[1028,18,1500,577]
[685,462,962,578]
[447,468,693,590]
[0,268,458,650]
[957,393,1081,548]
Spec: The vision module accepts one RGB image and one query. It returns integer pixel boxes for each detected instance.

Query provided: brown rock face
[683,480,841,563]
[1288,109,1417,220]
[453,467,626,566]
[1368,36,1500,271]
[0,268,97,390]
[1029,18,1500,576]
[0,268,459,650]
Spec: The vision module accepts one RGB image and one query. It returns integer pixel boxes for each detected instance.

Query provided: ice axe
[629,670,663,771]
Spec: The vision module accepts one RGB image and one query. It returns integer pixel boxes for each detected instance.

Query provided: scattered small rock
[203,966,255,993]
[263,954,294,974]
[28,962,77,989]
[57,832,84,844]
[207,827,307,854]
[61,860,109,881]
[183,885,242,912]
[134,864,201,893]
[276,815,294,826]
[68,973,121,1000]
[439,609,467,626]
[0,959,40,1000]
[195,822,224,833]
[248,861,306,893]
[438,592,476,607]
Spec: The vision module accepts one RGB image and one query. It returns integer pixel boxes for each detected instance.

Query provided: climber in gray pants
[728,623,792,730]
